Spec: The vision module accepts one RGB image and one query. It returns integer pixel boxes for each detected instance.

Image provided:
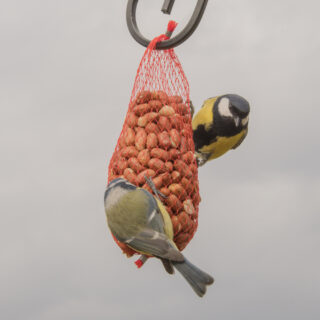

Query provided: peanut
[175,233,189,250]
[150,148,169,161]
[145,122,160,134]
[152,175,163,189]
[183,199,195,216]
[169,148,181,160]
[166,194,182,211]
[160,187,170,197]
[164,161,173,172]
[171,215,182,235]
[142,183,153,194]
[133,103,150,116]
[171,170,181,183]
[148,158,166,173]
[168,95,183,104]
[127,112,138,127]
[174,160,193,178]
[182,151,195,164]
[175,103,189,115]
[135,129,147,150]
[137,169,156,185]
[158,116,172,131]
[159,105,175,117]
[169,114,183,130]
[124,128,135,146]
[178,212,193,232]
[189,163,198,175]
[169,129,181,148]
[114,158,128,174]
[160,172,171,185]
[180,177,194,193]
[158,131,171,148]
[148,100,162,112]
[128,157,145,173]
[137,149,150,166]
[123,168,137,185]
[168,183,187,199]
[180,136,188,153]
[146,133,158,149]
[121,146,139,158]
[135,91,151,104]
[157,91,169,104]
[137,112,158,127]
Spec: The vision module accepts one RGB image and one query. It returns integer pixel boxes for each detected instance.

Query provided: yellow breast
[200,130,246,160]
[155,198,174,241]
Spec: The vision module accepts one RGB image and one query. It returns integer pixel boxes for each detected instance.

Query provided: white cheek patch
[218,97,232,118]
[104,186,128,211]
[242,115,249,126]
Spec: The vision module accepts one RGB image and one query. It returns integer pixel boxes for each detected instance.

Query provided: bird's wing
[126,228,184,262]
[232,128,248,150]
[161,259,175,274]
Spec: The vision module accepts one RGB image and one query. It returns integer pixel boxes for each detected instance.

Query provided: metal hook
[126,0,208,50]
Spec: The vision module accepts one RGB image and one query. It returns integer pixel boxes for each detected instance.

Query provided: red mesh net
[108,22,200,257]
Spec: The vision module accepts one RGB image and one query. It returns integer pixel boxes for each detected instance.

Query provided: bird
[192,94,250,166]
[104,177,214,297]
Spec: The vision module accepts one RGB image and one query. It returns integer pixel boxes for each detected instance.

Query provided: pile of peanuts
[109,90,200,253]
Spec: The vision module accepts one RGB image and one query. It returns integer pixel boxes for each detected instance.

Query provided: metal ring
[126,0,208,50]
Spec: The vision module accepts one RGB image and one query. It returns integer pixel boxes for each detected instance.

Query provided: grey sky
[1,0,319,319]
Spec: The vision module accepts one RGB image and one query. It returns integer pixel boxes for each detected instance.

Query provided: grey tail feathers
[173,258,214,297]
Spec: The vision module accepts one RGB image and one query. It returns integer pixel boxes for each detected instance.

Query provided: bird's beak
[234,116,240,127]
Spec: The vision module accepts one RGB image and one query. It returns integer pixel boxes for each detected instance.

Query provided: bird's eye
[230,105,248,117]
[230,105,239,115]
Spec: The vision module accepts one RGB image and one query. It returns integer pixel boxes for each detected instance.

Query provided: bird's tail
[173,258,214,297]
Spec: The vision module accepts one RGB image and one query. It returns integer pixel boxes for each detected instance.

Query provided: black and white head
[215,94,250,129]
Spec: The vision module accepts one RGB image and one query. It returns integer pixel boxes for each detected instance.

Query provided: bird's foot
[188,100,195,118]
[144,175,167,199]
[196,154,209,167]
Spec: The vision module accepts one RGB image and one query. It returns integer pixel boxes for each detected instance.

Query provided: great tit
[192,94,250,166]
[104,177,214,297]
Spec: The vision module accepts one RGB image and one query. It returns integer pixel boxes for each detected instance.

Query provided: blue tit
[192,94,250,166]
[104,178,214,297]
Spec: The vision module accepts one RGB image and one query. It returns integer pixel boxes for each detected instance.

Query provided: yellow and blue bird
[192,94,250,166]
[104,177,214,297]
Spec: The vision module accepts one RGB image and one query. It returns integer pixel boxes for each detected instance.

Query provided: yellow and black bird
[192,94,250,166]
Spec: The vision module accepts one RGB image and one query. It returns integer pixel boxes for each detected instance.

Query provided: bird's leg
[196,152,210,167]
[144,175,167,199]
[188,100,195,118]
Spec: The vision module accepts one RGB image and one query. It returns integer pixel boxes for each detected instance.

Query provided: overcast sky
[1,0,319,319]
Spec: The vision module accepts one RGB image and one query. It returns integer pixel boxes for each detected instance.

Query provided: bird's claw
[144,175,167,199]
[188,100,195,118]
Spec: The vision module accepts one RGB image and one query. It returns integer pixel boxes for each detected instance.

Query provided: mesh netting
[108,22,200,257]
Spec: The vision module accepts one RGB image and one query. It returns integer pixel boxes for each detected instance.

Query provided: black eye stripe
[107,178,136,191]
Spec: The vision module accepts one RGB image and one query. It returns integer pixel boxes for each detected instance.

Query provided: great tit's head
[216,94,250,128]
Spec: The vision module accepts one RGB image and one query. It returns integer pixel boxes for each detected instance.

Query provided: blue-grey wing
[126,228,184,262]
